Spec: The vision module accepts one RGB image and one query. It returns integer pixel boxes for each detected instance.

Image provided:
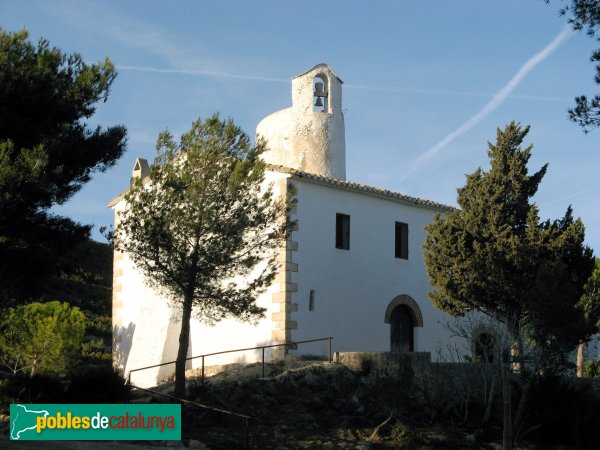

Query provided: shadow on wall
[236,339,278,366]
[186,338,278,369]
[113,322,135,372]
[157,315,189,382]
[241,338,330,363]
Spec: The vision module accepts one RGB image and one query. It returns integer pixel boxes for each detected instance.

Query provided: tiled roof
[270,165,455,212]
[106,188,128,208]
[106,176,150,208]
[107,164,456,213]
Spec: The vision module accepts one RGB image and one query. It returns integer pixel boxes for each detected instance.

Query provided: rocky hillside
[144,361,500,450]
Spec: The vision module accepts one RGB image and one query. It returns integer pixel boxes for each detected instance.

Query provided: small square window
[336,213,350,250]
[395,222,408,259]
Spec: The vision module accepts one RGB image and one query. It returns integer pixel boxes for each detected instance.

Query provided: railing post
[244,417,250,450]
[127,337,334,387]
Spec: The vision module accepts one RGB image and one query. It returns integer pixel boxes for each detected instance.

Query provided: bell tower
[256,63,346,180]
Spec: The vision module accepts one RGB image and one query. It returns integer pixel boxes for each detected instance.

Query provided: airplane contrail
[401,26,573,181]
[541,187,600,207]
[116,65,290,83]
[117,65,570,102]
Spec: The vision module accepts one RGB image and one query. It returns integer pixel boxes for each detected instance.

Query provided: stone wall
[335,351,600,408]
[335,351,499,411]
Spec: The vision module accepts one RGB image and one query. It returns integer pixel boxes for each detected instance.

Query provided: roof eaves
[268,165,455,213]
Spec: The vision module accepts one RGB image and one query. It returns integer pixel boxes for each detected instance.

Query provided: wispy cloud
[116,65,289,83]
[44,1,229,72]
[46,1,294,88]
[116,64,572,101]
[400,26,573,182]
[47,2,573,106]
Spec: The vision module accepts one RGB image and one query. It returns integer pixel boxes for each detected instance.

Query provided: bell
[315,97,324,107]
[314,82,325,97]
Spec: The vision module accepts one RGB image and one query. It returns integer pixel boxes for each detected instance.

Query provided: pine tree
[0,29,126,304]
[548,0,600,131]
[0,301,87,376]
[576,258,600,375]
[114,115,291,397]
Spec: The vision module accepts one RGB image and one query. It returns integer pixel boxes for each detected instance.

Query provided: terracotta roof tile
[270,165,455,212]
[108,164,456,213]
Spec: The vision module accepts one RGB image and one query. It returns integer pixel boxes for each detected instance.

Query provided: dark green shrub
[65,365,130,403]
[81,338,111,365]
[0,373,66,405]
[522,374,600,448]
[583,359,600,378]
[357,356,374,377]
[84,314,112,341]
[0,301,86,376]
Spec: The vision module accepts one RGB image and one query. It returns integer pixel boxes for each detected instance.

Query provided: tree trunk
[502,350,512,450]
[503,319,517,450]
[482,369,498,426]
[513,377,532,442]
[30,356,37,377]
[576,342,585,378]
[174,294,193,398]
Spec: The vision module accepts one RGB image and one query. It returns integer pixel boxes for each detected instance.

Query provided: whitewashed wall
[286,177,459,360]
[113,171,290,388]
[112,62,470,388]
[113,244,180,387]
[257,64,346,180]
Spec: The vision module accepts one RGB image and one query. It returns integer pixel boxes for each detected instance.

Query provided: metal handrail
[130,383,251,449]
[128,336,333,384]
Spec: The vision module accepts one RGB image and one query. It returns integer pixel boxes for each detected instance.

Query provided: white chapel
[110,64,468,387]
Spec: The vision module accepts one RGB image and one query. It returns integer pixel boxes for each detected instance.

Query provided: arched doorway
[474,332,495,363]
[390,305,414,352]
[384,294,423,353]
[471,326,499,363]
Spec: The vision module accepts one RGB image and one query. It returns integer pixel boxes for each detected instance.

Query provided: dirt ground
[153,361,478,449]
[4,361,579,449]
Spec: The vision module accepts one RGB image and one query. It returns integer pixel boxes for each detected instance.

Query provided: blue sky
[2,0,599,251]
